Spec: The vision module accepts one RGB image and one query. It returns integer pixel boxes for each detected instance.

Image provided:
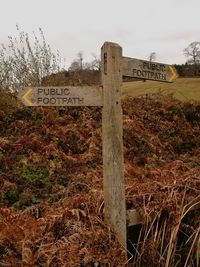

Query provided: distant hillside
[42,69,100,86]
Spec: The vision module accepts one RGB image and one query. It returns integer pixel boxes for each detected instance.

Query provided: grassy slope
[122,78,200,101]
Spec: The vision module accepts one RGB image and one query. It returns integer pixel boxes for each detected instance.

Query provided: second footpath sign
[123,57,178,82]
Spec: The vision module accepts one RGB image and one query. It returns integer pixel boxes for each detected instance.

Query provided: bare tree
[69,51,84,71]
[68,60,81,71]
[90,54,101,70]
[69,52,100,71]
[184,42,200,65]
[83,54,100,71]
[77,51,83,70]
[148,52,156,62]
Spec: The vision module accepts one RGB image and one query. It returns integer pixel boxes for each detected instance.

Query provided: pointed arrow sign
[18,86,103,107]
[169,65,177,82]
[122,57,178,83]
[22,87,33,106]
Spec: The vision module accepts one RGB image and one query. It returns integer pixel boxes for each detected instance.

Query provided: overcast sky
[0,0,199,67]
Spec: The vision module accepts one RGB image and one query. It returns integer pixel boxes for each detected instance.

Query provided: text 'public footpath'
[132,61,167,81]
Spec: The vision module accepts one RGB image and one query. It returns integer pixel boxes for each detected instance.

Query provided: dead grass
[122,78,200,101]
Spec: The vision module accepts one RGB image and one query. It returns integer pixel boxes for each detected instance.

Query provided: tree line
[174,63,200,77]
[69,42,200,78]
[174,41,200,77]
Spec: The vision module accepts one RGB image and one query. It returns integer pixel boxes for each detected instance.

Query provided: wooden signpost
[18,42,178,248]
[101,42,126,246]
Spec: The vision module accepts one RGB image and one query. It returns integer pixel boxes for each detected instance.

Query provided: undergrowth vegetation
[0,28,199,266]
[0,26,63,92]
[0,91,199,266]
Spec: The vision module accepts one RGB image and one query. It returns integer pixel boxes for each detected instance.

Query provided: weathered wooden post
[101,42,126,246]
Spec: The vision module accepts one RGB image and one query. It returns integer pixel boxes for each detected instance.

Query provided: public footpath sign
[18,86,103,107]
[18,42,178,248]
[123,57,178,82]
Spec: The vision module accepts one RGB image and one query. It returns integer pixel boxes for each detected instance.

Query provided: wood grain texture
[18,86,103,106]
[123,56,178,82]
[101,42,126,247]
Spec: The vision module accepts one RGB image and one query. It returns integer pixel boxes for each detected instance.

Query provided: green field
[122,78,200,101]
